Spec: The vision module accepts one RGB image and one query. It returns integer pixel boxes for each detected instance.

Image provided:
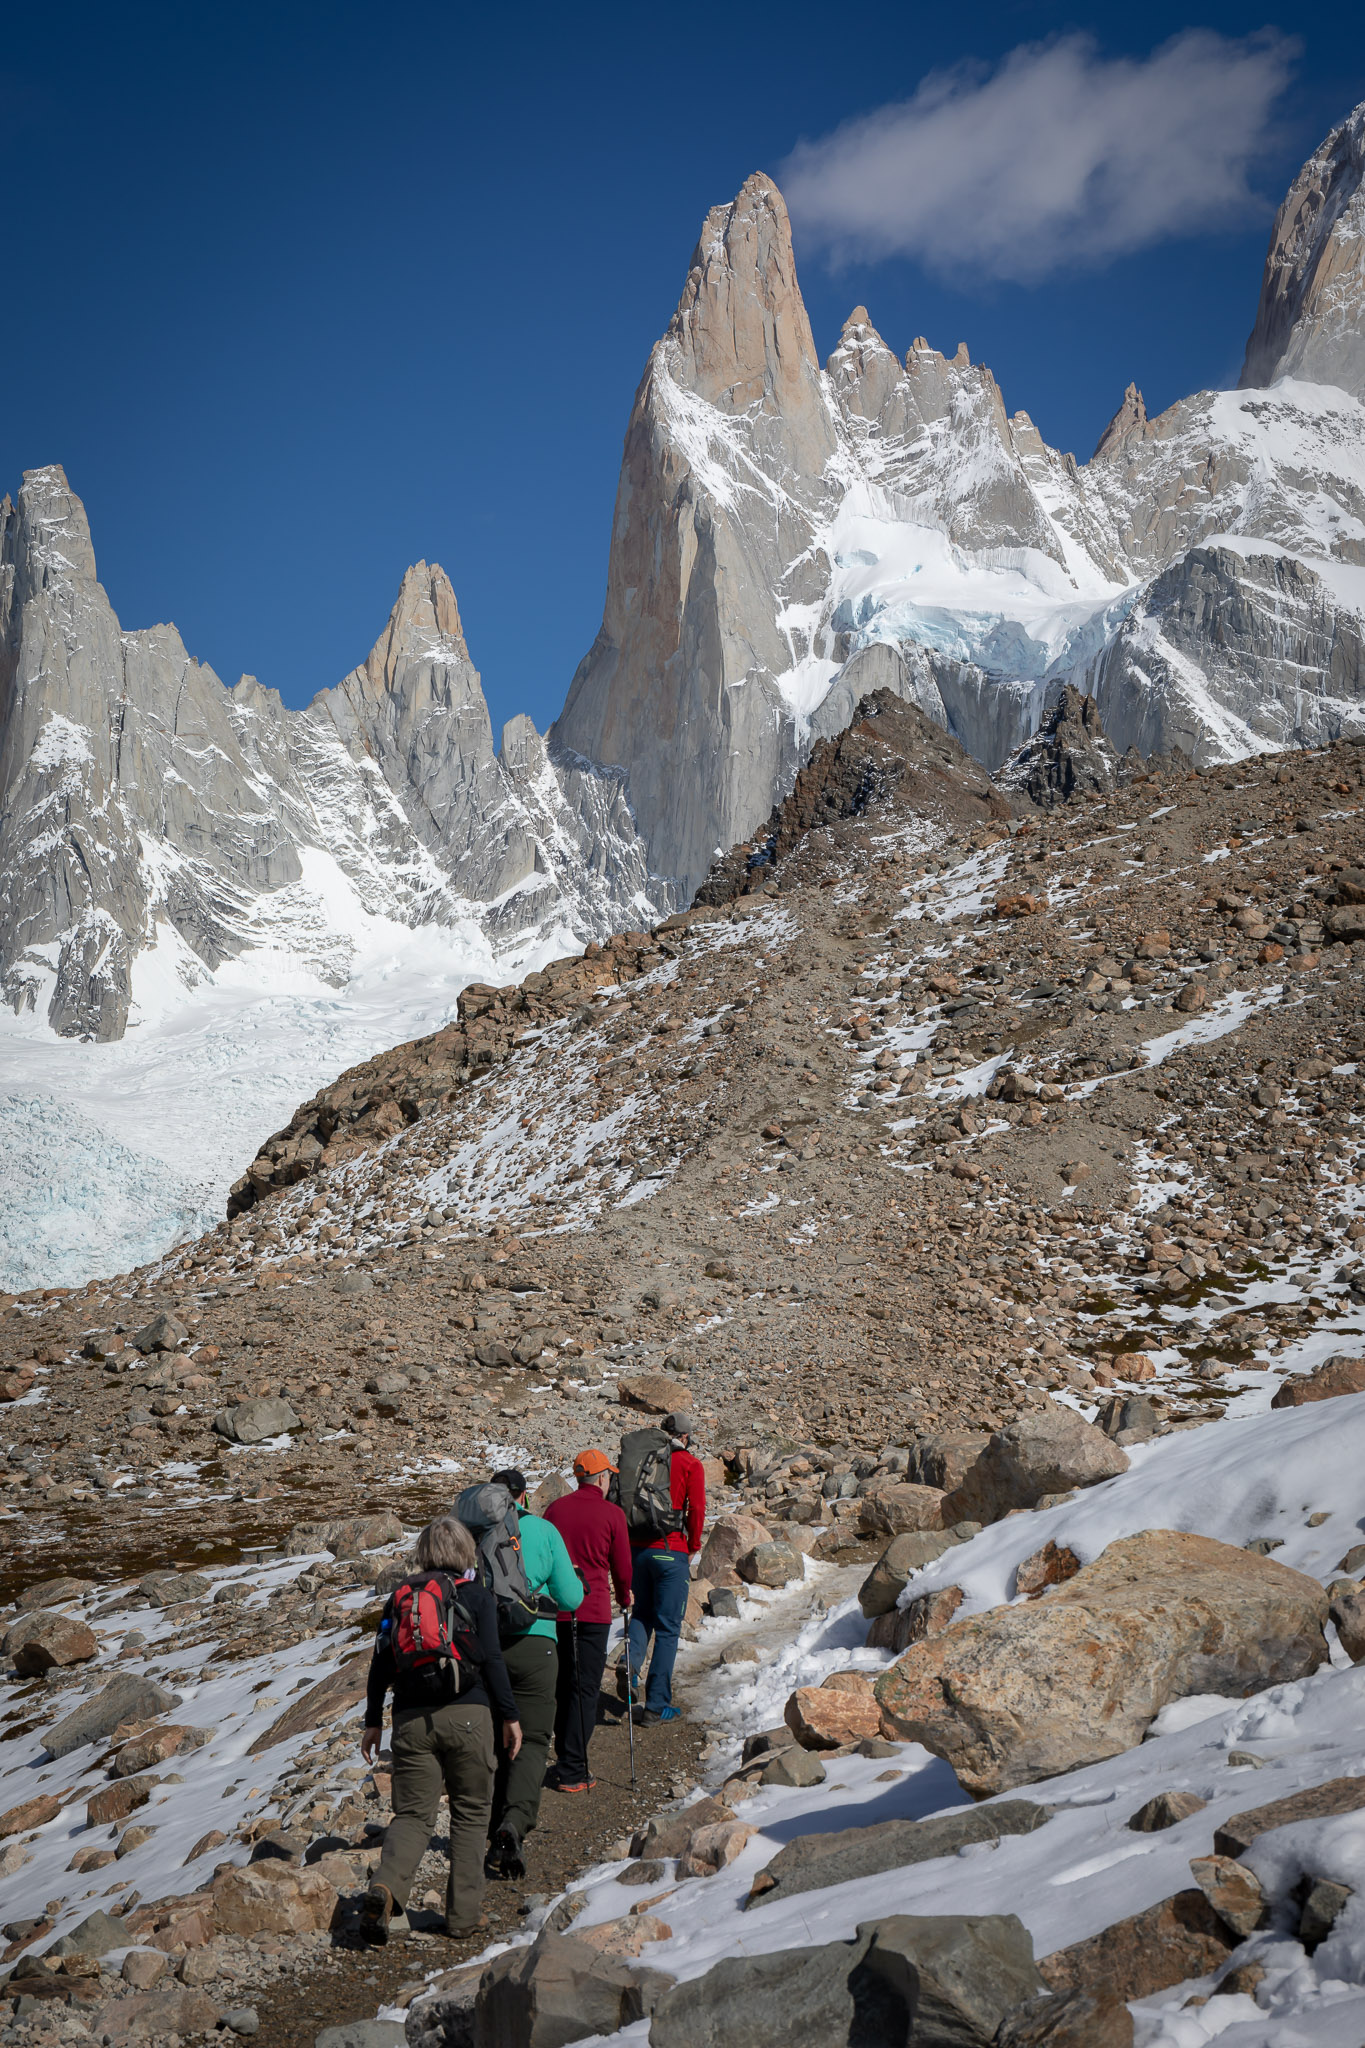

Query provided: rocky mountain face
[0,470,666,1040]
[556,112,1365,897]
[1240,99,1365,399]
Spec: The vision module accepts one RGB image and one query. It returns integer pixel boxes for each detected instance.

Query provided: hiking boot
[358,1882,393,1945]
[632,1705,681,1726]
[492,1822,526,1881]
[550,1774,597,1793]
[445,1910,490,1940]
[614,1665,640,1704]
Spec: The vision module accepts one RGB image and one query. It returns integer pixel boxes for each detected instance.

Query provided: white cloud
[780,30,1298,284]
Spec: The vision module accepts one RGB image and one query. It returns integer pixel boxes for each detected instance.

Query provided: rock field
[4,693,1365,2045]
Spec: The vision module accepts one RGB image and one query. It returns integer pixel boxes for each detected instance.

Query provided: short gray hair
[414,1516,475,1574]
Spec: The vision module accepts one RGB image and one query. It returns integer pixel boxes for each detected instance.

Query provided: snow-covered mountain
[0,471,667,1045]
[556,104,1365,895]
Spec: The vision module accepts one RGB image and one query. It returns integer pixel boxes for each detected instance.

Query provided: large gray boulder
[42,1673,182,1759]
[650,1913,1045,2047]
[475,1931,671,2048]
[942,1408,1128,1524]
[747,1800,1050,1907]
[859,1531,957,1618]
[212,1396,301,1444]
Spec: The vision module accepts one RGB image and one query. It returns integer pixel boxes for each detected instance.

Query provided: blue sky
[3,2,1363,736]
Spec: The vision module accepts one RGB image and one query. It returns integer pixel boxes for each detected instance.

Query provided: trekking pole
[624,1619,637,1791]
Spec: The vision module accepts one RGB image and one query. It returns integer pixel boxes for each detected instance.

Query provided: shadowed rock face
[1241,101,1365,400]
[0,471,668,1040]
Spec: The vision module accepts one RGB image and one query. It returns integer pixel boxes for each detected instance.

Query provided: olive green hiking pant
[491,1632,558,1842]
[373,1699,494,1934]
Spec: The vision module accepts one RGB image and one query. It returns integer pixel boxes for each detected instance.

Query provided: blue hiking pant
[626,1547,691,1711]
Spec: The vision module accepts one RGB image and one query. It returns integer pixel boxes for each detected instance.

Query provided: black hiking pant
[553,1619,609,1782]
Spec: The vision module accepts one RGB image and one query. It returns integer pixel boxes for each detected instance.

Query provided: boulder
[1331,1588,1365,1661]
[132,1312,188,1353]
[573,1913,672,1958]
[617,1374,689,1415]
[859,1531,955,1617]
[284,1512,401,1558]
[212,1396,301,1444]
[677,1820,755,1877]
[631,1797,734,1860]
[698,1515,772,1581]
[995,1990,1134,2047]
[113,1724,209,1777]
[140,1570,211,1607]
[908,1432,991,1492]
[1214,1775,1365,1858]
[1272,1352,1365,1406]
[856,1914,1046,2046]
[5,1611,97,1674]
[736,1540,802,1588]
[866,1585,962,1654]
[15,1575,95,1610]
[46,1909,123,1960]
[0,1366,36,1401]
[88,1776,154,1827]
[529,1473,572,1515]
[784,1685,884,1750]
[1127,1790,1207,1833]
[942,1410,1128,1524]
[1188,1854,1266,1937]
[211,1860,338,1935]
[245,1646,374,1761]
[856,1484,946,1538]
[760,1747,826,1789]
[874,1529,1328,1797]
[92,1988,220,2044]
[649,1934,874,2048]
[474,1930,671,2048]
[1039,1891,1236,2003]
[748,1800,1049,1907]
[43,1674,183,1759]
[0,1793,61,1839]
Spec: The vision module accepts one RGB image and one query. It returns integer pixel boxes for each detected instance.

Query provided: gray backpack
[612,1428,685,1544]
[455,1483,543,1643]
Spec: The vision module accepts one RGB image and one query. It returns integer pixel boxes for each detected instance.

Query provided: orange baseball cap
[573,1447,616,1478]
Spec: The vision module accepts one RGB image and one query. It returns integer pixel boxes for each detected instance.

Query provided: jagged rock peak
[1240,99,1365,399]
[1092,383,1148,461]
[9,464,98,584]
[358,560,470,698]
[670,171,823,414]
[998,684,1122,809]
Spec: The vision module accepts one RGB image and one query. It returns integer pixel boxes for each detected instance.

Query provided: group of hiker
[357,1409,704,1943]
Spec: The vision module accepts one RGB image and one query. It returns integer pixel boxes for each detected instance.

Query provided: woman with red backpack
[359,1516,521,1943]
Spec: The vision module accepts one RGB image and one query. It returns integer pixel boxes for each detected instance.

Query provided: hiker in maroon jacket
[542,1447,632,1792]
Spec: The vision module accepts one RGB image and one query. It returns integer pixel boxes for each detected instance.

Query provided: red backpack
[386,1572,481,1692]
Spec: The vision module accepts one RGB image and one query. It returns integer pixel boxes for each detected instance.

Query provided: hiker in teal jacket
[484,1468,584,1878]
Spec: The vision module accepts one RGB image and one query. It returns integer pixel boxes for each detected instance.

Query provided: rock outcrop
[1241,100,1365,399]
[874,1529,1329,1796]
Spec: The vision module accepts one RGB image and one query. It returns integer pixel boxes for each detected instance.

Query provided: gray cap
[663,1410,695,1438]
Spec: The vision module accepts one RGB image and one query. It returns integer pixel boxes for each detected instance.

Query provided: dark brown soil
[253,1698,703,2046]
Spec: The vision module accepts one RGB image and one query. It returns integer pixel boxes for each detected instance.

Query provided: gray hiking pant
[373,1699,494,1933]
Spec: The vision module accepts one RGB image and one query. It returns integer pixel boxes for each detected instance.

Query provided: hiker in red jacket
[542,1447,632,1792]
[624,1410,704,1724]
